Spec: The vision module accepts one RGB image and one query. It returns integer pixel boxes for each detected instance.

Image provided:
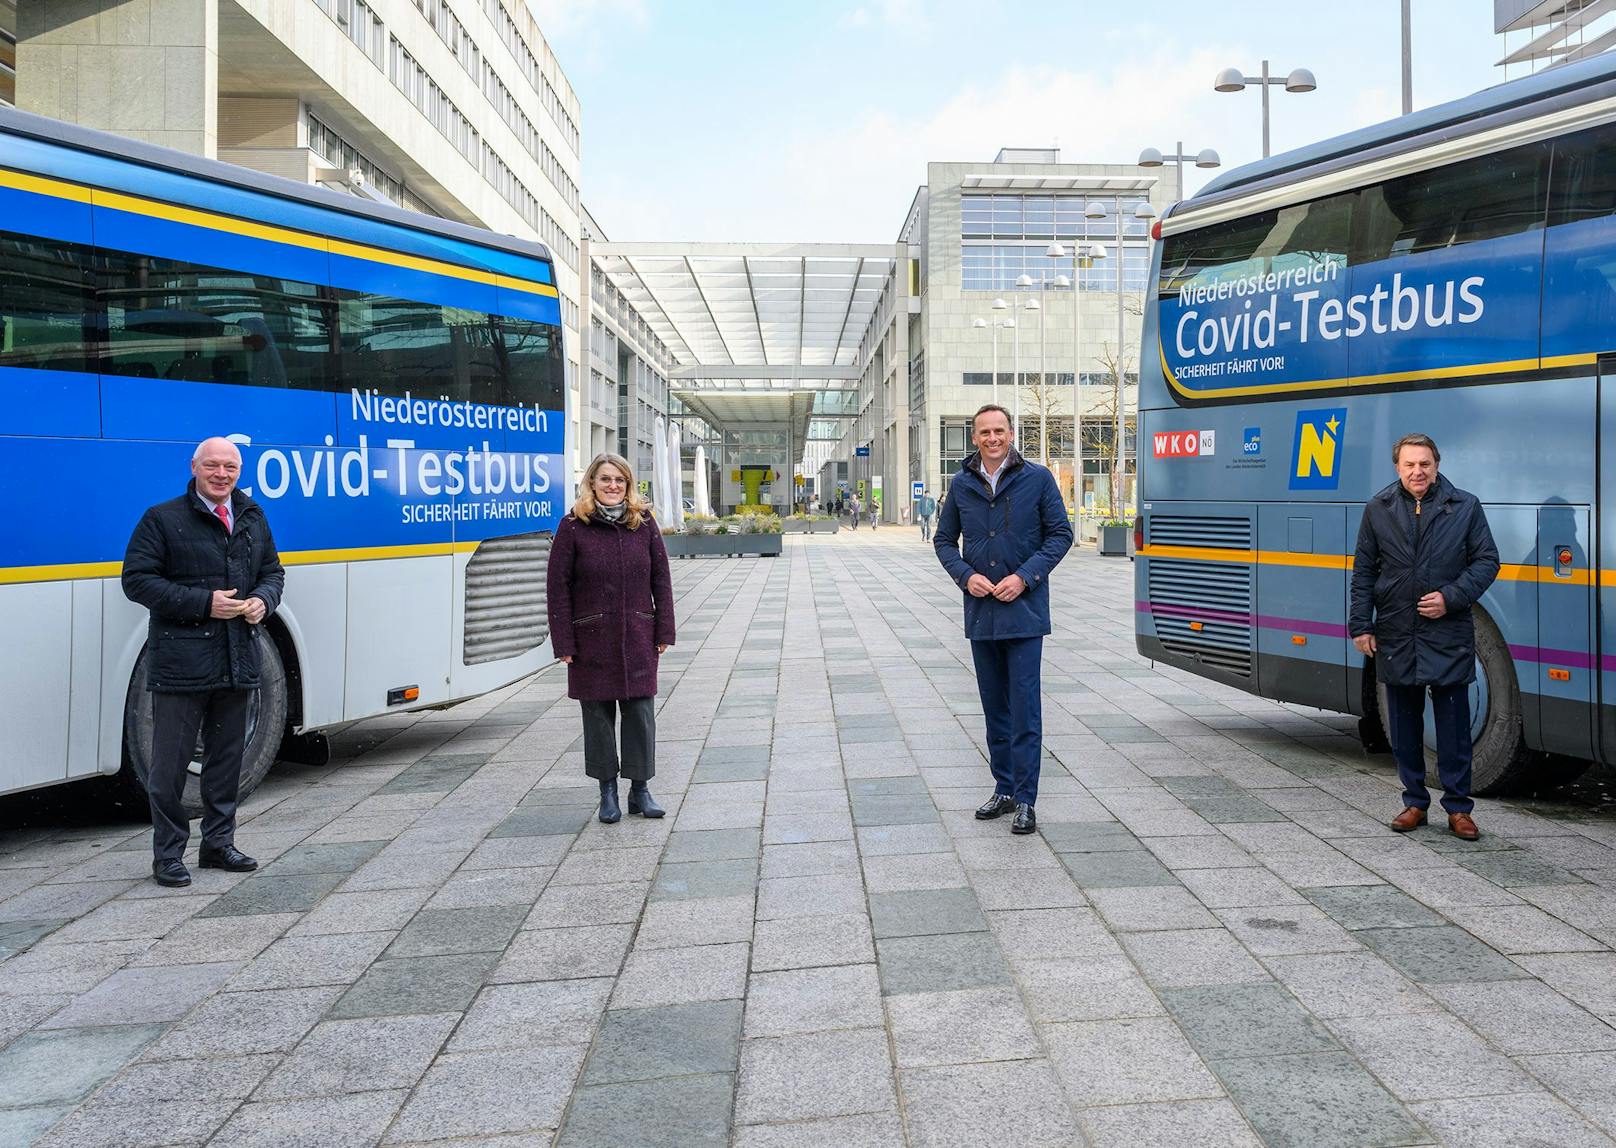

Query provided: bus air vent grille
[463,531,552,665]
[1148,557,1253,677]
[1147,515,1252,549]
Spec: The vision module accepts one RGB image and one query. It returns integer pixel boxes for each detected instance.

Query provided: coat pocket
[573,613,604,629]
[634,610,655,620]
[150,625,227,687]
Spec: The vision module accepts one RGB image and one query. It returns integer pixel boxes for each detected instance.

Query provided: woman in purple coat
[546,453,676,823]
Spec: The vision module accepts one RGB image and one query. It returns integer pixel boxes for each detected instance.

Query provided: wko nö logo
[1289,408,1347,490]
[1152,429,1216,459]
[1242,427,1262,456]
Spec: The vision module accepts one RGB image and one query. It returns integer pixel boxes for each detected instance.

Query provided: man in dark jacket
[123,437,285,886]
[1350,433,1498,841]
[935,404,1073,835]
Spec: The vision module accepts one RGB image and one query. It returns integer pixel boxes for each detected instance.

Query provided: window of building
[481,0,580,154]
[306,112,429,215]
[960,193,1150,292]
[313,0,387,69]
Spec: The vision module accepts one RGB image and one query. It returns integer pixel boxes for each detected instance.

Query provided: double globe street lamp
[1214,61,1316,158]
[1137,143,1221,204]
[1083,196,1157,518]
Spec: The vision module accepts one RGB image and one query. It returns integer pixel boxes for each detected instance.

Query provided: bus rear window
[0,233,97,375]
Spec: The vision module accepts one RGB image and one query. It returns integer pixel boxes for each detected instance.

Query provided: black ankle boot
[598,778,621,823]
[627,781,664,818]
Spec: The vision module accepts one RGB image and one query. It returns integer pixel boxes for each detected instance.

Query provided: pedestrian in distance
[850,493,862,530]
[121,437,285,887]
[917,488,937,542]
[869,499,880,530]
[1350,433,1499,841]
[934,404,1072,835]
[547,452,675,824]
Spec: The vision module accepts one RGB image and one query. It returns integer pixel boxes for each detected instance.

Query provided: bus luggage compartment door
[1257,505,1348,713]
[1536,503,1593,759]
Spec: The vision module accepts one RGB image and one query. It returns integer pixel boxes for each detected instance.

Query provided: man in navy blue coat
[934,404,1073,835]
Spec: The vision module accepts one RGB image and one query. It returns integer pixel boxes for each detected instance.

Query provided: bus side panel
[344,556,453,719]
[1476,505,1542,750]
[0,583,73,790]
[1536,504,1595,759]
[1256,504,1348,713]
[67,578,104,778]
[277,564,347,731]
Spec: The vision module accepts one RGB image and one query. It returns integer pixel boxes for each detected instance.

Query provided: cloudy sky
[532,1,1529,243]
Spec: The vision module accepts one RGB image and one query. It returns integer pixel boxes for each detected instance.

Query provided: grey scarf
[596,501,627,523]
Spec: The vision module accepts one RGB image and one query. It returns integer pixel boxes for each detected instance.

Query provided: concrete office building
[579,206,676,481]
[5,0,597,472]
[827,148,1175,527]
[1497,1,1616,70]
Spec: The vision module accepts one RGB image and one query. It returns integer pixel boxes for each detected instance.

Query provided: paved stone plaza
[4,532,1616,1146]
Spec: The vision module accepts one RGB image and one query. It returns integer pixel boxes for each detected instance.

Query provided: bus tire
[1376,607,1530,796]
[120,630,288,818]
[1357,659,1392,754]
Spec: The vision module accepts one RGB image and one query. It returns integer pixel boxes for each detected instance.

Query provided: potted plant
[1098,517,1132,556]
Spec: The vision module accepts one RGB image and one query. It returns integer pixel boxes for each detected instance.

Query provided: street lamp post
[1044,241,1099,521]
[1213,60,1317,158]
[1137,143,1221,204]
[1086,197,1157,515]
[1014,273,1036,434]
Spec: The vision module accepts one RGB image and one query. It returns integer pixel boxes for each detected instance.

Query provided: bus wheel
[1376,607,1529,796]
[120,630,289,818]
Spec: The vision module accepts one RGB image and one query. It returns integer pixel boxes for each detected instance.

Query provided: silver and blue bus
[0,105,568,806]
[1135,53,1616,792]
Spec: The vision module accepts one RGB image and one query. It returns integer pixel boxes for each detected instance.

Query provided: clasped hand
[210,589,266,624]
[966,573,1025,602]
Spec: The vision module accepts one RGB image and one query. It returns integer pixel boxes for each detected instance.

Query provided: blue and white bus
[1135,53,1616,792]
[0,106,568,807]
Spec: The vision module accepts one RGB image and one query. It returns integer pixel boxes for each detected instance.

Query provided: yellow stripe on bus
[0,168,558,299]
[1141,547,1598,586]
[1159,344,1553,401]
[0,543,485,585]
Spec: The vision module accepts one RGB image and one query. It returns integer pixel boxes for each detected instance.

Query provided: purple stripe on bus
[1508,644,1596,670]
[1255,615,1351,639]
[1137,601,1348,639]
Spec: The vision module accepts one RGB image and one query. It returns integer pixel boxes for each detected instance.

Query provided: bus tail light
[1292,635,1307,646]
[388,685,421,705]
[1549,668,1571,682]
[1133,517,1145,553]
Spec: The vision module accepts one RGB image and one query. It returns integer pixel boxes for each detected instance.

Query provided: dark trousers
[1384,681,1474,815]
[580,697,657,782]
[149,688,250,861]
[971,636,1044,806]
[919,516,933,541]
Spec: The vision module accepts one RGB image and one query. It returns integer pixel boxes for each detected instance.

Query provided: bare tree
[1092,338,1137,516]
[1019,373,1067,468]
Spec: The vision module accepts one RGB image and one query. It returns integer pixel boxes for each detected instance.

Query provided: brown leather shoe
[1390,807,1428,833]
[1448,812,1480,841]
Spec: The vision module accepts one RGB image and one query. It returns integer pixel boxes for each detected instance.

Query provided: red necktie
[214,504,231,533]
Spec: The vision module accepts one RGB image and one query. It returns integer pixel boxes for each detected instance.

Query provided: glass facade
[961,194,1151,292]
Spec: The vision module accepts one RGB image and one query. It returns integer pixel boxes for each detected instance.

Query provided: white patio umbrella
[667,418,685,530]
[651,414,671,522]
[693,444,711,516]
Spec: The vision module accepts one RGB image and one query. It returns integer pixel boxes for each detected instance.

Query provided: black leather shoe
[627,782,665,818]
[152,858,192,887]
[198,844,257,872]
[599,779,622,824]
[975,794,1016,820]
[1011,803,1037,835]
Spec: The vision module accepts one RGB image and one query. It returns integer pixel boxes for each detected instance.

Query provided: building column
[577,233,594,485]
[888,243,912,523]
[17,0,218,157]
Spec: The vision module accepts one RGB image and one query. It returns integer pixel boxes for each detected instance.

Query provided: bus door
[1538,503,1594,759]
[1257,504,1348,713]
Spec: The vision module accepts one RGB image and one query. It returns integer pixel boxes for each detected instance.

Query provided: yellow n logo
[1289,409,1346,490]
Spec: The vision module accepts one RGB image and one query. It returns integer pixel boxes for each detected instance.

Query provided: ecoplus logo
[1242,427,1262,456]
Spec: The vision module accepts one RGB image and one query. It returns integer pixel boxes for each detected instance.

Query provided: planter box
[1097,524,1130,556]
[781,520,839,534]
[664,534,784,558]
